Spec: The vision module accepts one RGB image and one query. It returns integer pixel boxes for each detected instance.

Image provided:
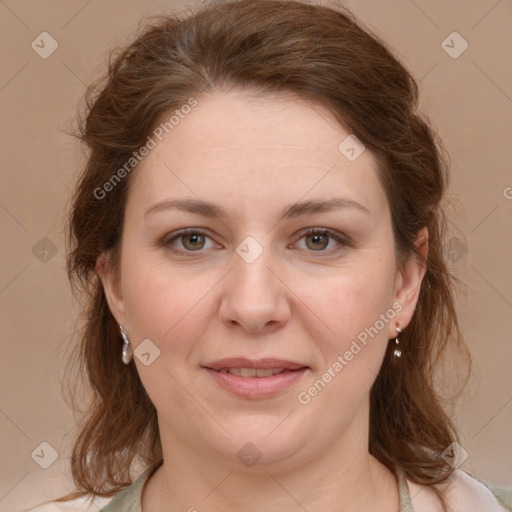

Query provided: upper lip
[203,358,308,371]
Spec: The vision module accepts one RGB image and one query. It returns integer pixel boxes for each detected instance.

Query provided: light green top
[100,459,512,512]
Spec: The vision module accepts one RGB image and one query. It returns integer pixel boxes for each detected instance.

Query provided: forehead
[127,89,387,218]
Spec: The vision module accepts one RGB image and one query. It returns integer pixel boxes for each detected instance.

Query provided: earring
[393,326,402,358]
[119,325,133,365]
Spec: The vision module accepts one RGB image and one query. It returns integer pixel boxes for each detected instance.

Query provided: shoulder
[23,495,113,512]
[22,460,162,512]
[405,469,512,512]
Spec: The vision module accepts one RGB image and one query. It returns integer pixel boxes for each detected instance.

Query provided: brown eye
[305,232,330,251]
[294,228,348,256]
[162,229,218,256]
[181,233,206,251]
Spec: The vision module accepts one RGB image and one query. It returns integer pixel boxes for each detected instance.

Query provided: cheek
[299,262,398,405]
[120,252,214,356]
[297,272,396,413]
[308,267,395,342]
[119,255,213,411]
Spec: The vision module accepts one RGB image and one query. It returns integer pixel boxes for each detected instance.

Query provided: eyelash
[161,227,349,258]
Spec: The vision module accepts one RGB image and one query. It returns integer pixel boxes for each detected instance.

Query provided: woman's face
[99,89,425,470]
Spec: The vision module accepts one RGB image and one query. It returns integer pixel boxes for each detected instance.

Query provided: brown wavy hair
[51,0,471,509]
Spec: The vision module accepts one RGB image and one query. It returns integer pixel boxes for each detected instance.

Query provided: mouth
[213,367,299,377]
[202,358,309,399]
[203,357,308,373]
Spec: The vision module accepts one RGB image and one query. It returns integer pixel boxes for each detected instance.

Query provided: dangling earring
[119,325,133,365]
[393,325,402,358]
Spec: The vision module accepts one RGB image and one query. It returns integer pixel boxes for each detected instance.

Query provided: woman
[26,0,511,510]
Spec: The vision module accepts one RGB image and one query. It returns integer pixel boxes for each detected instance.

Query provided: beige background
[1,0,511,510]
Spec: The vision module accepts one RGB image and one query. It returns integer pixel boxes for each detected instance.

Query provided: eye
[295,228,347,254]
[163,228,218,255]
[161,227,349,257]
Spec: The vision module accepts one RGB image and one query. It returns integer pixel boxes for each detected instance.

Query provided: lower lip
[204,368,308,399]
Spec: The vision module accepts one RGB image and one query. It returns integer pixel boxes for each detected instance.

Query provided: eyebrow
[144,197,370,222]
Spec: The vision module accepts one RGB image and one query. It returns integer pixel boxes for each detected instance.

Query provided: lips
[202,357,309,398]
[203,357,308,373]
[218,367,286,377]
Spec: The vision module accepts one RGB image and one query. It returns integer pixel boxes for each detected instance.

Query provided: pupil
[185,233,203,249]
[309,233,327,250]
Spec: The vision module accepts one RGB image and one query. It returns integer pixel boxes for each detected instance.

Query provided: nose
[218,244,291,334]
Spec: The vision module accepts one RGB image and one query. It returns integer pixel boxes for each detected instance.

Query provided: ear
[390,227,428,337]
[96,251,126,326]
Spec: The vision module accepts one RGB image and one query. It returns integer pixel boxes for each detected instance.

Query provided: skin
[97,88,427,511]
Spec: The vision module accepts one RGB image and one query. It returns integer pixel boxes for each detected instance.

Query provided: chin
[213,418,313,471]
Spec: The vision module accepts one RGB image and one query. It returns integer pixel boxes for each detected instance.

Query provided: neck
[143,420,399,512]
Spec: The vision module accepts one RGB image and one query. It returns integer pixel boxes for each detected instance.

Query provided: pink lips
[202,357,309,399]
[203,357,306,371]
